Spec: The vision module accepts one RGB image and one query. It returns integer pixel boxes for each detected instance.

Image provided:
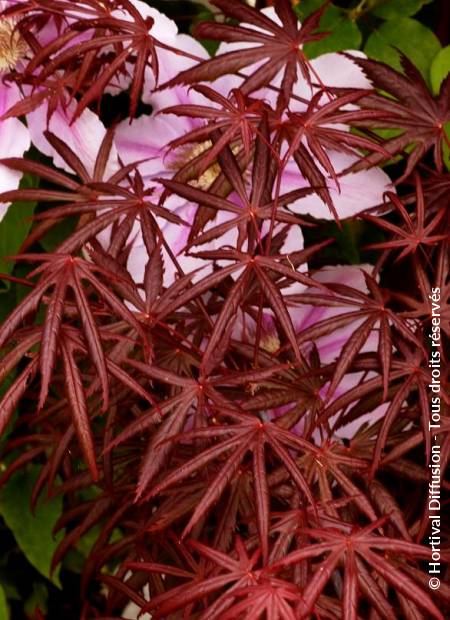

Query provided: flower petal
[0,84,31,221]
[27,101,118,177]
[284,150,393,219]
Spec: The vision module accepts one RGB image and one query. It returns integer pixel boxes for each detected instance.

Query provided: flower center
[169,141,222,191]
[260,333,281,353]
[170,140,242,191]
[0,19,27,72]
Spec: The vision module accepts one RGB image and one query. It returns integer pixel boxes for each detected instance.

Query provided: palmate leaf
[364,175,447,261]
[0,322,153,484]
[159,113,313,260]
[0,253,150,478]
[126,537,301,620]
[3,0,167,120]
[106,360,293,503]
[0,70,80,122]
[273,518,446,620]
[278,89,389,219]
[160,86,269,175]
[161,0,328,106]
[299,440,378,523]
[317,345,449,475]
[143,410,318,561]
[290,270,423,402]
[0,131,184,256]
[345,53,450,181]
[188,245,328,365]
[0,254,140,406]
[219,580,300,620]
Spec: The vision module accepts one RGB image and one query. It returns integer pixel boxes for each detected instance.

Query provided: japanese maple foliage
[0,0,448,619]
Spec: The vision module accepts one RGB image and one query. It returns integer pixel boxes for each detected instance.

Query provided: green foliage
[443,123,450,171]
[371,0,431,19]
[0,174,37,278]
[427,42,450,171]
[0,466,63,587]
[24,582,48,618]
[192,7,220,55]
[295,0,440,81]
[40,216,78,253]
[296,0,361,57]
[0,585,8,620]
[364,17,441,79]
[303,219,381,267]
[430,46,450,94]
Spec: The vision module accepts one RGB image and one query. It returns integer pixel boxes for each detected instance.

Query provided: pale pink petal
[0,158,26,221]
[288,264,378,363]
[284,150,393,219]
[125,197,209,289]
[310,51,370,88]
[0,83,31,221]
[279,221,304,255]
[334,396,388,440]
[0,84,30,159]
[143,34,209,107]
[126,1,178,39]
[115,112,193,179]
[0,113,30,160]
[27,101,118,177]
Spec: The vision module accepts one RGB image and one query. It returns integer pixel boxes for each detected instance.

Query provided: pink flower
[212,7,394,219]
[0,8,31,221]
[101,12,223,287]
[109,6,394,290]
[2,0,187,179]
[112,33,307,287]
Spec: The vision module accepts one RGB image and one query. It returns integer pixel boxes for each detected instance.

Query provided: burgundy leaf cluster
[0,1,449,618]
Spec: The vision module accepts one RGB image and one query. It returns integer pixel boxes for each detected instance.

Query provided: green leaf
[443,122,450,172]
[336,221,361,264]
[0,174,38,278]
[371,0,429,19]
[0,466,63,587]
[364,18,441,80]
[24,582,48,619]
[0,584,8,620]
[192,7,220,56]
[40,216,77,252]
[430,46,450,95]
[296,1,361,58]
[302,219,364,266]
[294,0,325,19]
